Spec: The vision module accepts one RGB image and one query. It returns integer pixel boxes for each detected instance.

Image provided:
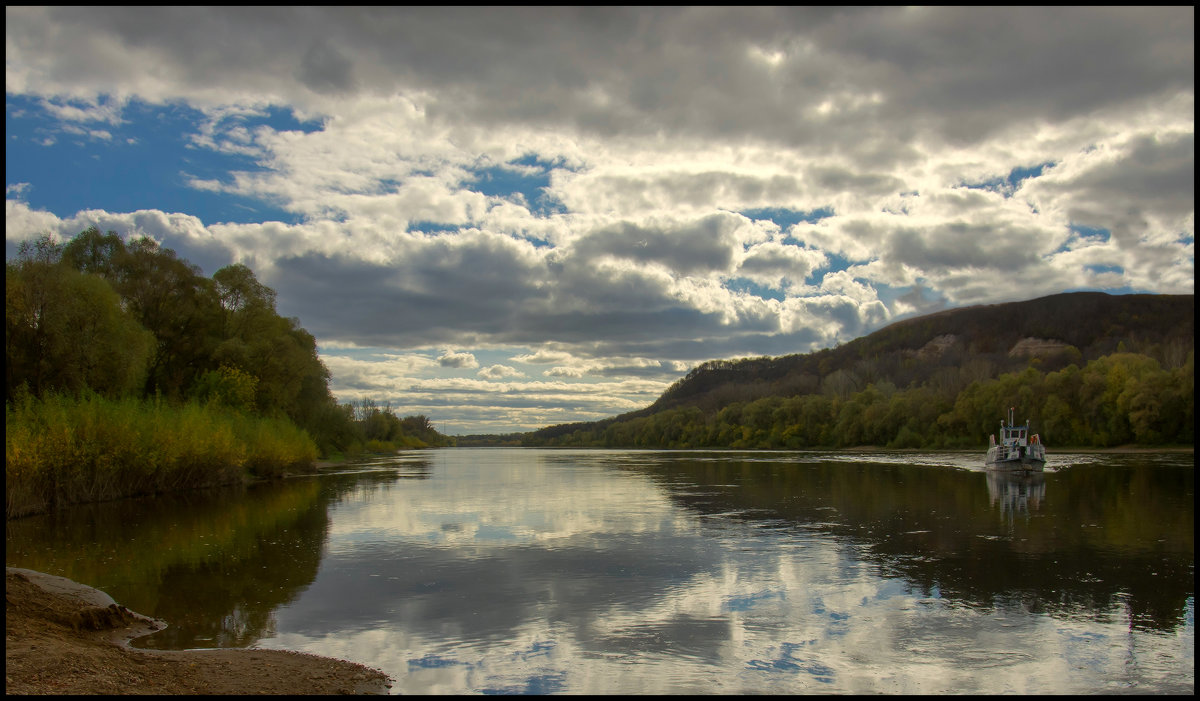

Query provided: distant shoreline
[348,444,1194,454]
[831,445,1194,454]
[1047,445,1193,453]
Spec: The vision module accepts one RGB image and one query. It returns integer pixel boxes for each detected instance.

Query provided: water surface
[6,448,1193,694]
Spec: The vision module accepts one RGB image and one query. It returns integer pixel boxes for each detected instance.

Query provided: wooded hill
[505,292,1194,449]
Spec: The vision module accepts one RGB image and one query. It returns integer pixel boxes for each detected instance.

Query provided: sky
[5,7,1195,435]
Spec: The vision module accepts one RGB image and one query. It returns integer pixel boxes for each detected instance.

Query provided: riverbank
[5,568,391,695]
[5,393,319,520]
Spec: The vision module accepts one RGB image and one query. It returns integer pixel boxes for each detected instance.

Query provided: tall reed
[5,393,317,519]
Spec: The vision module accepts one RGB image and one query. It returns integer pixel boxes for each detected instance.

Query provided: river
[5,448,1193,694]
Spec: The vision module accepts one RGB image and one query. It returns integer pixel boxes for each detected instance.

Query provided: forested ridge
[6,228,452,518]
[479,292,1193,449]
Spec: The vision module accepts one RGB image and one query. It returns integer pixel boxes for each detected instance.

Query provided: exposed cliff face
[1007,337,1073,358]
[913,334,961,359]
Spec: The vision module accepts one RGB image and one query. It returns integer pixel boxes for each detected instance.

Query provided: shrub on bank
[235,411,319,479]
[5,393,317,519]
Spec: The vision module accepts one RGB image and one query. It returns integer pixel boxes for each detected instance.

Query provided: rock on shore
[5,567,391,695]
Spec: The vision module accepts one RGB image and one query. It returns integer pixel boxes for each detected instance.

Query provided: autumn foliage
[6,228,450,517]
[523,294,1194,449]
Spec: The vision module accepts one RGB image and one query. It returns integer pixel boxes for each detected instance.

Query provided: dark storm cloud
[438,351,478,369]
[270,245,541,348]
[810,6,1194,143]
[9,7,1191,151]
[568,171,804,212]
[568,213,741,275]
[1045,132,1195,235]
[265,227,860,364]
[298,41,356,95]
[885,223,1042,273]
[808,167,904,197]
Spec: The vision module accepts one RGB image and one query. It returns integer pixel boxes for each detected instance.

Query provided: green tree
[7,240,153,399]
[209,263,335,433]
[61,226,126,279]
[191,365,260,412]
[108,237,224,399]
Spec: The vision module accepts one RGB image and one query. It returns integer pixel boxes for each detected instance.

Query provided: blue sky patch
[1064,284,1144,295]
[746,641,835,681]
[808,250,856,279]
[408,220,464,235]
[408,653,470,669]
[725,277,787,301]
[963,161,1055,197]
[475,524,519,541]
[513,640,556,660]
[481,672,569,695]
[740,206,834,230]
[723,589,783,612]
[1069,224,1111,242]
[5,96,311,225]
[464,154,571,218]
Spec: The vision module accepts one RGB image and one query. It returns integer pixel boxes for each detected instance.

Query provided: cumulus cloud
[8,8,1190,146]
[5,6,1193,431]
[478,364,525,380]
[4,200,234,274]
[438,351,479,369]
[736,241,828,290]
[568,213,746,275]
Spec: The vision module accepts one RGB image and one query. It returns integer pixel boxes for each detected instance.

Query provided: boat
[985,407,1046,472]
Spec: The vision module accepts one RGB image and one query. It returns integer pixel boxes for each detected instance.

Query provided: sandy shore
[5,567,392,695]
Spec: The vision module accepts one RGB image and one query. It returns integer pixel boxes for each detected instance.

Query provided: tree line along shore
[517,351,1194,450]
[6,228,1194,518]
[468,291,1194,450]
[6,228,453,519]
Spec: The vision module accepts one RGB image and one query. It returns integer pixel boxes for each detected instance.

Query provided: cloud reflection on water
[255,449,1193,694]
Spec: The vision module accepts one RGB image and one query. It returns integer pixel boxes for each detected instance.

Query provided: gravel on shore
[5,567,392,695]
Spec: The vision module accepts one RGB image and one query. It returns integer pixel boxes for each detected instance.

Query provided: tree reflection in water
[4,456,436,649]
[630,452,1192,634]
[4,450,1191,694]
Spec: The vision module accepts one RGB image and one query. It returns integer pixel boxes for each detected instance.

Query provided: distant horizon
[447,289,1194,437]
[7,7,1193,434]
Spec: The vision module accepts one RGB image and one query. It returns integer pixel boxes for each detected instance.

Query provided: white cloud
[37,95,125,124]
[438,350,479,369]
[478,364,525,380]
[736,241,828,290]
[5,6,1193,432]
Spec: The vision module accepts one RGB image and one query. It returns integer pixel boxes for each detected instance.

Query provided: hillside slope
[524,292,1194,444]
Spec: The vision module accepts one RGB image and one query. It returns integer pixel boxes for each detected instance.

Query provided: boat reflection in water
[986,469,1046,518]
